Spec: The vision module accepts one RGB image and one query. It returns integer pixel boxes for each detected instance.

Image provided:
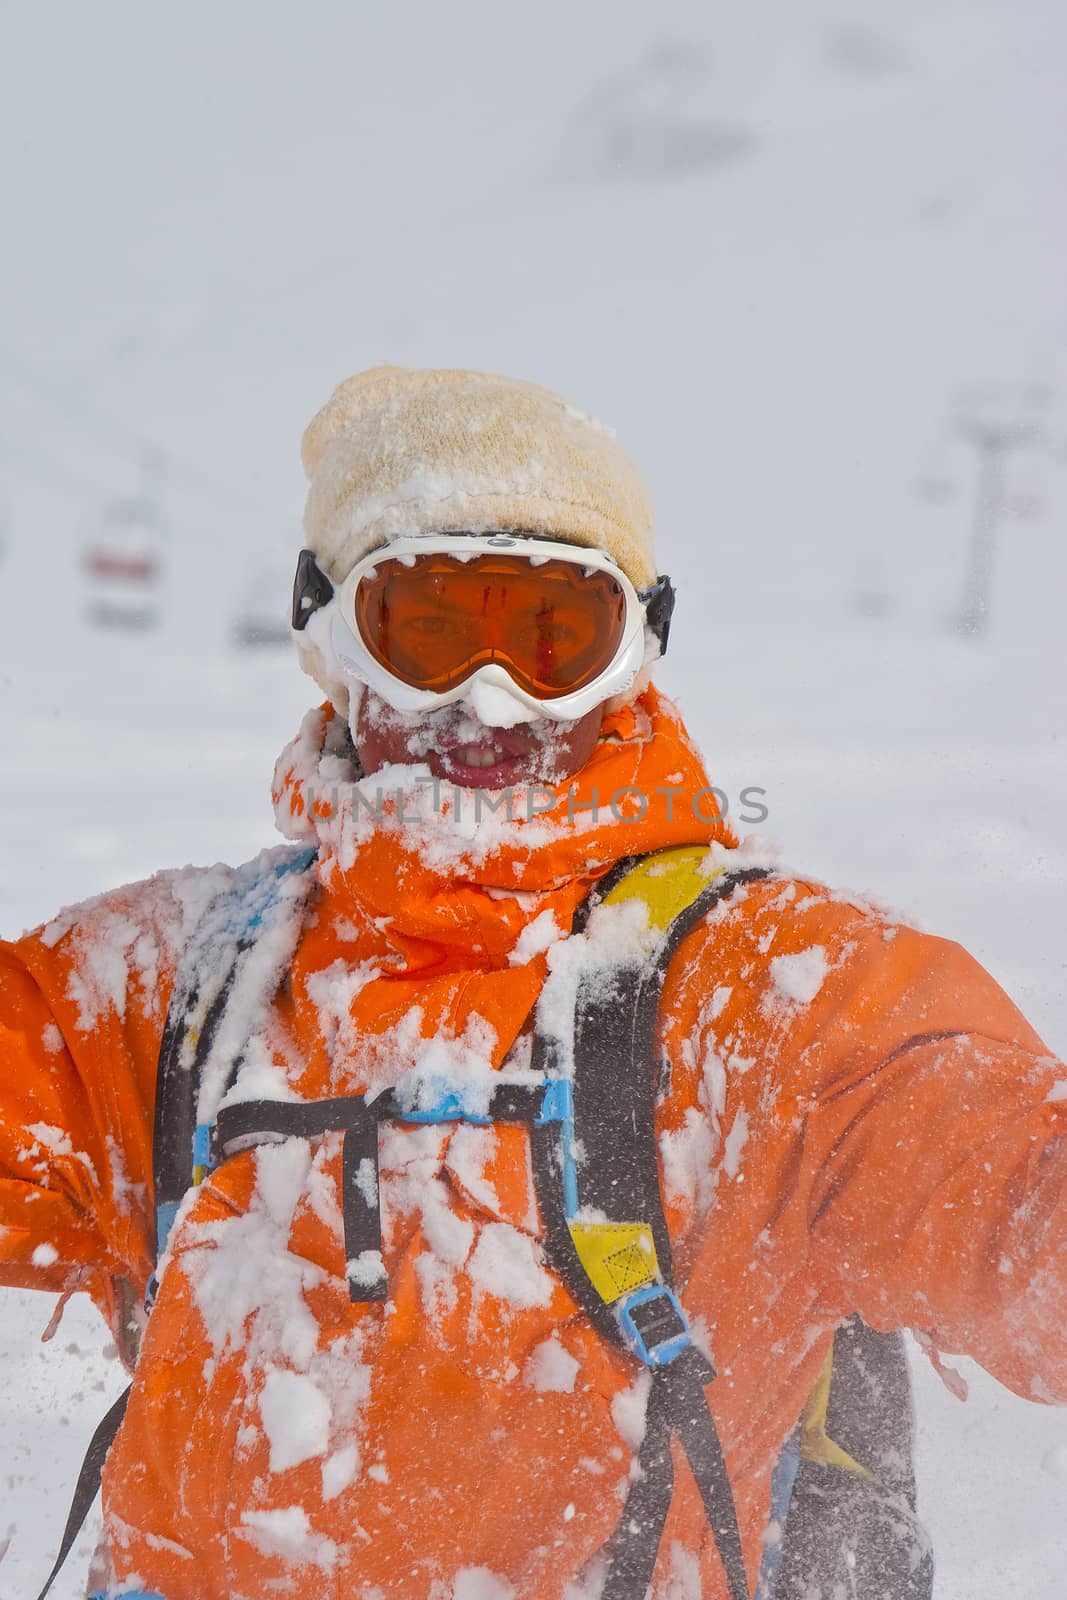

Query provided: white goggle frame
[308,532,660,723]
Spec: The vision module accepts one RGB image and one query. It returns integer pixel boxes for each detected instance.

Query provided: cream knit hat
[296,365,659,711]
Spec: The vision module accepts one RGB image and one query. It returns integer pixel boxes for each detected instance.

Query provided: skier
[1,366,1064,1600]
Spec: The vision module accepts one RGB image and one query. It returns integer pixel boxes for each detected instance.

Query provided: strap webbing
[34,1385,131,1600]
[214,1082,551,1303]
[532,867,768,1600]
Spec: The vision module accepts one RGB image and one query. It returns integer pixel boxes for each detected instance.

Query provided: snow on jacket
[1,688,1065,1600]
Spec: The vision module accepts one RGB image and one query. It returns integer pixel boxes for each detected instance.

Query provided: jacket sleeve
[690,877,1067,1405]
[0,871,205,1317]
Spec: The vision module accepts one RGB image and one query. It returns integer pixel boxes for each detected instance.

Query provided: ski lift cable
[0,341,280,526]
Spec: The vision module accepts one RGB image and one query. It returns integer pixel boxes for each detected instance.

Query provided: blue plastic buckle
[401,1092,493,1126]
[535,1077,573,1125]
[88,1591,166,1599]
[537,1078,578,1218]
[616,1284,693,1367]
[192,1122,215,1174]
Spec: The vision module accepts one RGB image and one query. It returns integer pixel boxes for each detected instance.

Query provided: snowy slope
[1,1,1065,1594]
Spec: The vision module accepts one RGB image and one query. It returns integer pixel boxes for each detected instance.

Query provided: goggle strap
[292,549,335,631]
[639,574,676,658]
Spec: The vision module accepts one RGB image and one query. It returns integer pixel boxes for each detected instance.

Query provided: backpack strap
[530,850,769,1600]
[152,844,319,1272]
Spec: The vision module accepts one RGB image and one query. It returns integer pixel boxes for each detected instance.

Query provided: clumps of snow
[382,1012,530,1119]
[353,1156,378,1209]
[17,1122,95,1184]
[322,1443,360,1501]
[179,1140,322,1366]
[465,674,541,729]
[65,912,141,1029]
[708,985,731,1020]
[467,1223,554,1309]
[419,1180,475,1266]
[347,1250,387,1290]
[659,1107,719,1217]
[451,1566,516,1600]
[304,955,381,1060]
[271,698,661,891]
[237,1506,337,1571]
[701,833,781,877]
[30,1242,58,1267]
[721,1107,750,1179]
[507,908,565,967]
[610,1369,652,1452]
[258,1368,332,1473]
[107,1133,148,1223]
[769,946,829,1006]
[41,1022,63,1054]
[662,1541,703,1600]
[524,1335,580,1393]
[444,1125,504,1216]
[412,1177,476,1317]
[536,897,653,1078]
[192,849,319,1125]
[40,863,238,1041]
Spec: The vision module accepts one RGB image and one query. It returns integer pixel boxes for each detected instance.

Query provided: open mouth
[435,731,543,788]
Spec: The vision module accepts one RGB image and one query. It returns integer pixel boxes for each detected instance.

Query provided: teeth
[456,744,504,768]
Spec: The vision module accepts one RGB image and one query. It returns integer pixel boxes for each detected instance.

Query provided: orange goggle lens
[353,552,628,699]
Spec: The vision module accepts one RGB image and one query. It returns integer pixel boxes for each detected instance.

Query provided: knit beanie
[295,365,659,711]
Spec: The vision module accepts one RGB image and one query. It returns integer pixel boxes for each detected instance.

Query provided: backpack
[40,845,932,1600]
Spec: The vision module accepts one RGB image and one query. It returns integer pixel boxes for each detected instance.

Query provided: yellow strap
[800,1348,877,1481]
[600,845,723,933]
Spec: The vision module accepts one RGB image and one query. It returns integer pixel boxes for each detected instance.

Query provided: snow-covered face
[352,689,604,789]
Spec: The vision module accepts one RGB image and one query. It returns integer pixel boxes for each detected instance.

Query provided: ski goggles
[292,533,675,721]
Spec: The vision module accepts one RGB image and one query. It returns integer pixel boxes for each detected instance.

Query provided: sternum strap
[212,1083,551,1304]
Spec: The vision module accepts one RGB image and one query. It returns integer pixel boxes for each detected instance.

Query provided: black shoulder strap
[531,865,769,1600]
[153,844,319,1265]
[34,1388,131,1600]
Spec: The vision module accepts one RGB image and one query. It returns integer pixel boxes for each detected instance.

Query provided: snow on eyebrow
[769,946,829,1006]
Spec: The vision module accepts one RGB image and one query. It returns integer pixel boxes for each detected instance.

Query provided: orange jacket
[2,689,1065,1600]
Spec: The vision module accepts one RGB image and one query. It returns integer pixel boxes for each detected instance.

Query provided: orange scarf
[270,687,733,1100]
